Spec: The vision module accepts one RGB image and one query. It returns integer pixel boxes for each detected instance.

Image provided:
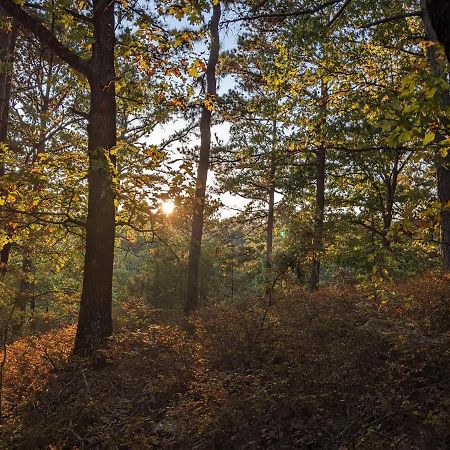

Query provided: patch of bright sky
[149,9,283,218]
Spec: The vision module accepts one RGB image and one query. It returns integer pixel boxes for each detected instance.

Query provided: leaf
[423,132,435,146]
[187,66,199,77]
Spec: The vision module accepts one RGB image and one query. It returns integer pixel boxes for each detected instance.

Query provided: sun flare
[161,200,175,215]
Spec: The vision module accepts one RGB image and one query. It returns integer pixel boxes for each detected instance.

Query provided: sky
[149,7,282,218]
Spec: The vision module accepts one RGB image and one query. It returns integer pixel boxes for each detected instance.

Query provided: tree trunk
[73,0,116,354]
[185,2,221,314]
[0,0,118,355]
[309,145,326,290]
[421,0,450,272]
[0,7,17,281]
[309,82,327,291]
[15,250,33,312]
[265,120,276,298]
[425,0,450,62]
[380,151,400,252]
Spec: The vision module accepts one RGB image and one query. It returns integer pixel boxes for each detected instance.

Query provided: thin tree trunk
[421,0,450,272]
[380,152,400,252]
[15,251,33,312]
[185,2,221,314]
[309,82,327,291]
[265,120,276,298]
[74,0,116,354]
[15,46,54,318]
[0,7,17,281]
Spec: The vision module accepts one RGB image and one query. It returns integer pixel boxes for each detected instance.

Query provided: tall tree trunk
[265,120,276,298]
[309,82,327,291]
[74,0,116,354]
[1,0,118,355]
[421,0,450,272]
[425,0,450,62]
[185,2,221,314]
[0,7,17,281]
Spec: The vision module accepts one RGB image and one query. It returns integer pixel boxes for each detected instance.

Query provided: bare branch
[224,0,343,24]
[328,0,351,27]
[359,11,422,29]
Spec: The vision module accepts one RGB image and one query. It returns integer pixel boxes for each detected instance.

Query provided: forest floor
[1,276,449,449]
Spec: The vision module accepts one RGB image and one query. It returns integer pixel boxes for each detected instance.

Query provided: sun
[161,200,175,215]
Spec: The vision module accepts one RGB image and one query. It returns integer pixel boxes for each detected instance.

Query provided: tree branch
[328,0,351,27]
[359,11,422,29]
[0,0,91,76]
[224,0,342,24]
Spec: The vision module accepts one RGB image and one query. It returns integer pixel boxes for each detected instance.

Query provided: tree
[0,6,17,280]
[0,0,117,354]
[421,0,450,272]
[185,1,221,314]
[425,0,450,62]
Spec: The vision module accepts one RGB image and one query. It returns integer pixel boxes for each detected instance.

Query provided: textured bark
[185,2,221,314]
[421,0,450,272]
[437,161,450,272]
[0,7,17,281]
[1,0,117,354]
[309,82,327,291]
[425,0,450,62]
[74,0,116,354]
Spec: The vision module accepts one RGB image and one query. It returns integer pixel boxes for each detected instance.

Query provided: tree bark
[425,0,450,62]
[73,0,116,354]
[0,6,17,281]
[309,82,327,291]
[421,0,450,272]
[0,0,117,354]
[185,2,221,314]
[309,145,326,290]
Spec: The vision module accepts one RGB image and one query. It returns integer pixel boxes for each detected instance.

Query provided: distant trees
[0,0,448,356]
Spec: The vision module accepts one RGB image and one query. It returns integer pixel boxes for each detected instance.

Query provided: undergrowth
[0,276,449,449]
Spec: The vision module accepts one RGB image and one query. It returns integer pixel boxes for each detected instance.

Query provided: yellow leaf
[187,66,199,77]
[423,132,435,146]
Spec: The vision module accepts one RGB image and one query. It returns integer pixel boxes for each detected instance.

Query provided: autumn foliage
[1,276,449,449]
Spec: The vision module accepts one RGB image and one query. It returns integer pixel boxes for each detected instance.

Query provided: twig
[359,11,422,29]
[224,0,342,24]
[80,368,90,394]
[254,270,285,343]
[42,345,59,371]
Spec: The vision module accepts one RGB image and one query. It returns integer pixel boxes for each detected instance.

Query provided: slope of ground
[1,276,449,449]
